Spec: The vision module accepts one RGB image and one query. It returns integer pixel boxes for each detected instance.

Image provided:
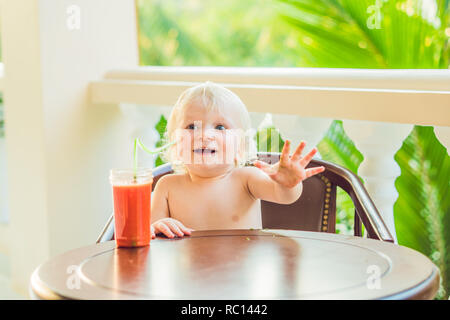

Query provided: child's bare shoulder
[155,172,188,188]
[232,166,264,179]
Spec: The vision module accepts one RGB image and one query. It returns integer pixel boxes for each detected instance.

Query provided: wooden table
[30,229,440,300]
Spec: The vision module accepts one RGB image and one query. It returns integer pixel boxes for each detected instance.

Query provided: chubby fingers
[299,147,318,167]
[305,166,325,179]
[291,141,306,162]
[253,160,277,175]
[152,219,194,239]
[166,220,184,237]
[279,140,291,165]
[173,219,194,236]
[151,225,156,239]
[253,159,270,170]
[154,221,176,238]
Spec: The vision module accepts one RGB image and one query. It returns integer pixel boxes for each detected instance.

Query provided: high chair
[97,152,394,243]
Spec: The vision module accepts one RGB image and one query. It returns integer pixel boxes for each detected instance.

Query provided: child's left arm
[247,140,325,204]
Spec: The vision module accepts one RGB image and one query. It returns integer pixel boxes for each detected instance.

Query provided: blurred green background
[135,0,449,298]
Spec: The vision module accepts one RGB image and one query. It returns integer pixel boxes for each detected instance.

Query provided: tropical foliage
[395,126,449,299]
[276,0,449,68]
[277,0,449,300]
[154,115,167,167]
[136,0,303,67]
[137,0,450,298]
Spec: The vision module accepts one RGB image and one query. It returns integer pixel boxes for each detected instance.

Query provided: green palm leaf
[276,0,448,68]
[395,126,450,299]
[154,115,168,167]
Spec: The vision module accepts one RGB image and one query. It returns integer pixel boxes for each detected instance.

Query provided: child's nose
[202,128,216,140]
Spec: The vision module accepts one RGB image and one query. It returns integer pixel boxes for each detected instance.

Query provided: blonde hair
[162,81,256,173]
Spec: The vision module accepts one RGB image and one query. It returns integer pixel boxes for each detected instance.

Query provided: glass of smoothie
[110,168,153,247]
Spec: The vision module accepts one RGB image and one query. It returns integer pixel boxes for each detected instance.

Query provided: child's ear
[234,153,243,167]
[234,156,239,167]
[234,141,247,167]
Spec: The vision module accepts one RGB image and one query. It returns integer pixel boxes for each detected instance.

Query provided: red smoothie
[113,182,152,247]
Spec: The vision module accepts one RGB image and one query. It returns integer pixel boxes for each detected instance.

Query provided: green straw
[132,137,176,181]
[133,138,139,181]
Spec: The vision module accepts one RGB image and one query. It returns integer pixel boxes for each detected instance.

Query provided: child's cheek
[175,129,194,164]
[223,129,243,165]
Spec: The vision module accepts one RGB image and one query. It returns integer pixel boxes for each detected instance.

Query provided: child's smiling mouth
[193,148,217,154]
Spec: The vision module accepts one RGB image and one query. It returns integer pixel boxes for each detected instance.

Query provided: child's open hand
[253,140,325,188]
[151,218,194,239]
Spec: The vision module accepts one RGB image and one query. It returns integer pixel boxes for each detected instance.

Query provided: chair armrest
[96,213,114,243]
[316,159,395,243]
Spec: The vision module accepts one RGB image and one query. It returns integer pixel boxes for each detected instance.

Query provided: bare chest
[167,177,261,230]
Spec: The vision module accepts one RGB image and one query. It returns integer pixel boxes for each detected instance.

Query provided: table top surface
[30,229,440,300]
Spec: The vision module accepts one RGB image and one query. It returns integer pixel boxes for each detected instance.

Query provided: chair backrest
[97,153,394,243]
[257,153,335,233]
[257,153,393,242]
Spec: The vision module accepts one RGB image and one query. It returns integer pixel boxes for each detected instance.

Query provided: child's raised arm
[246,140,325,204]
[151,175,193,238]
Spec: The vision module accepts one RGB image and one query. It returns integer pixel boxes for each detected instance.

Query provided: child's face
[175,101,244,178]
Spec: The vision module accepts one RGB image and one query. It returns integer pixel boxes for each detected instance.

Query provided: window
[136,0,449,68]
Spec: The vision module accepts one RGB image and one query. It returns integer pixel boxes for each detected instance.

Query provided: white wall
[0,0,138,296]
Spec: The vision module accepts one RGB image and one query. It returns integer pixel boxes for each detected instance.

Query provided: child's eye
[215,124,226,130]
[186,124,197,130]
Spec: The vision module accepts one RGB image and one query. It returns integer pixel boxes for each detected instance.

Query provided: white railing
[91,67,450,126]
[90,66,450,242]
